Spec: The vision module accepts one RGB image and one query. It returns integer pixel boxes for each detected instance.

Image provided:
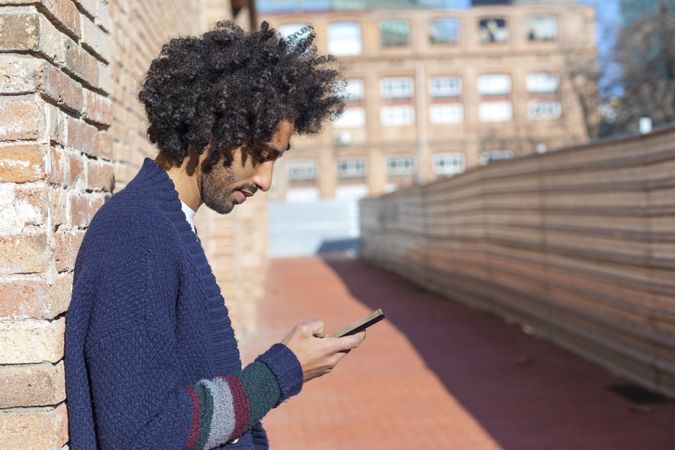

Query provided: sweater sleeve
[86,326,303,449]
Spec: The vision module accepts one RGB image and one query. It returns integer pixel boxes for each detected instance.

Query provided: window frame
[337,157,367,179]
[429,17,460,45]
[429,104,464,124]
[327,21,363,56]
[379,19,410,48]
[527,101,562,120]
[386,155,417,176]
[526,15,558,42]
[432,152,466,176]
[287,159,318,182]
[380,105,415,126]
[429,76,462,98]
[526,72,560,94]
[480,150,513,166]
[478,101,513,122]
[478,16,509,44]
[380,77,415,99]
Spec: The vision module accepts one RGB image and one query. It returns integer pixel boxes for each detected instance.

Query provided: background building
[260,2,597,203]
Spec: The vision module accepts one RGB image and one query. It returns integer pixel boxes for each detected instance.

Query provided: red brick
[46,147,69,185]
[0,11,65,65]
[0,274,72,319]
[0,144,47,183]
[0,402,68,449]
[69,152,84,185]
[0,362,65,408]
[54,230,84,272]
[70,195,103,227]
[64,35,99,88]
[45,103,67,146]
[15,186,48,228]
[83,89,112,126]
[97,58,111,93]
[0,98,45,141]
[0,184,44,235]
[47,187,68,227]
[42,0,81,39]
[94,130,113,158]
[40,62,84,113]
[0,13,40,51]
[86,160,114,191]
[0,55,42,94]
[66,116,97,154]
[81,13,111,62]
[0,234,49,275]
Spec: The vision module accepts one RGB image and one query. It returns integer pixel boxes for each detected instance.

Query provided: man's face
[199,119,294,214]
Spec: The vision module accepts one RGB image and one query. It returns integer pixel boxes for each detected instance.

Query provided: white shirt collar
[180,201,196,234]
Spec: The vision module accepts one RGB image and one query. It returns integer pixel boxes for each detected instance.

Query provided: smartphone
[330,308,385,338]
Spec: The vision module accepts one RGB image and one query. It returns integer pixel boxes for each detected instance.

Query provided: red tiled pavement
[239,256,675,450]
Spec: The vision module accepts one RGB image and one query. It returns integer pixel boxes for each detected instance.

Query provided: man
[64,20,365,449]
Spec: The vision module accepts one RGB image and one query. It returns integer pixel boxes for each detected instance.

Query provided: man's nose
[252,163,273,192]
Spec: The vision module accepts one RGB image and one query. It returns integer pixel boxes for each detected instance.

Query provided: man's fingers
[332,333,365,352]
[306,319,325,337]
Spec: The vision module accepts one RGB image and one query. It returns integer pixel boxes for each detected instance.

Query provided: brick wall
[0,0,267,447]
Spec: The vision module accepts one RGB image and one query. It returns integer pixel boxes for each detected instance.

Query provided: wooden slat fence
[360,125,675,398]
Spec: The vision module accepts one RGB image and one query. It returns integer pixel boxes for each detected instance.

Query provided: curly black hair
[138,20,346,172]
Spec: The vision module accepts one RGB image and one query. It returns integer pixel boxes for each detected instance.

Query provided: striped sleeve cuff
[184,373,250,449]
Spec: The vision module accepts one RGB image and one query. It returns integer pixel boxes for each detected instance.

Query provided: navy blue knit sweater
[65,158,304,449]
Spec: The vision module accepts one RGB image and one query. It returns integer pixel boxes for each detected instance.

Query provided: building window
[429,17,459,44]
[429,104,463,124]
[328,21,362,56]
[478,74,511,96]
[334,107,366,128]
[479,102,512,122]
[526,73,560,93]
[380,19,409,47]
[288,160,317,181]
[337,158,367,178]
[433,153,465,176]
[380,77,414,99]
[527,16,557,42]
[381,105,415,125]
[478,17,508,44]
[344,78,365,101]
[429,77,462,97]
[480,150,513,166]
[528,101,561,120]
[387,156,416,176]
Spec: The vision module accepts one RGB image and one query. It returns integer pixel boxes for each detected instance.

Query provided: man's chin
[205,199,235,215]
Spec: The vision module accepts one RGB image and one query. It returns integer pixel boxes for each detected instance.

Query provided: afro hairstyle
[138,20,347,172]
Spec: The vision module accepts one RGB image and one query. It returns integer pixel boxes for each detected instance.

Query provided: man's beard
[200,166,238,214]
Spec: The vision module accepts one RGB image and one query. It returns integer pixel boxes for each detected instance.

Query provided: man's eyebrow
[258,142,289,153]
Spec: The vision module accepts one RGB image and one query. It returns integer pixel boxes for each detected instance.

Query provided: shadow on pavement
[320,255,675,450]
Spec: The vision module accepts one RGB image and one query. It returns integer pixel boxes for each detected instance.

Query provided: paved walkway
[239,256,675,450]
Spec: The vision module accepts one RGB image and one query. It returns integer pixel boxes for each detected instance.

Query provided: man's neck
[155,152,202,212]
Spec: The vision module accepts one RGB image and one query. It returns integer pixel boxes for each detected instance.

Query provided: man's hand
[280,320,366,383]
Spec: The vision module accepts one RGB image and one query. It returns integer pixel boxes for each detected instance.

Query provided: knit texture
[64,158,304,449]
